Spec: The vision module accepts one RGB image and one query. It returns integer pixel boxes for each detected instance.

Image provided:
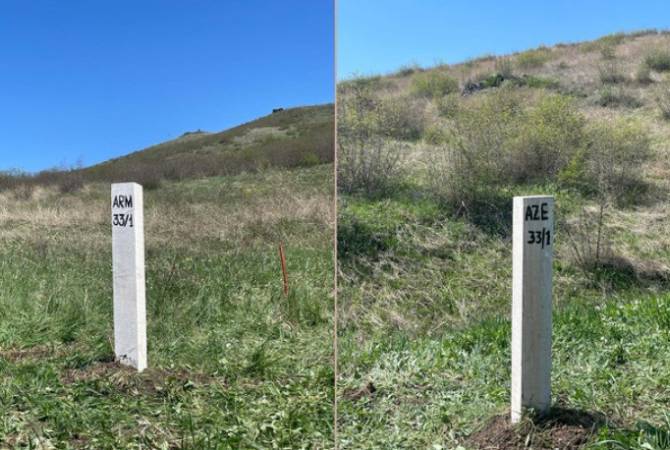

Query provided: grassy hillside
[337,30,670,449]
[0,129,334,444]
[1,104,333,191]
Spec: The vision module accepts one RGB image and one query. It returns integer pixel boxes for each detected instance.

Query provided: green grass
[337,184,670,449]
[0,165,334,448]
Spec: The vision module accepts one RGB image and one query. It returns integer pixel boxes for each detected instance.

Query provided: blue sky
[0,1,334,172]
[338,0,670,79]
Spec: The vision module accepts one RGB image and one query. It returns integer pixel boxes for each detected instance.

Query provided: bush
[338,83,425,142]
[337,136,407,197]
[411,70,459,99]
[57,173,84,194]
[645,48,670,71]
[635,63,653,84]
[12,184,35,200]
[600,45,617,60]
[580,33,626,54]
[596,86,643,108]
[395,64,421,77]
[376,95,425,140]
[436,93,460,118]
[428,88,585,207]
[423,124,450,145]
[516,47,551,69]
[494,57,514,78]
[510,94,586,181]
[598,60,626,84]
[656,82,670,120]
[559,119,651,205]
[522,75,560,89]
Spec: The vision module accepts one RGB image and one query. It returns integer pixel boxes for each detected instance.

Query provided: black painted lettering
[113,195,133,209]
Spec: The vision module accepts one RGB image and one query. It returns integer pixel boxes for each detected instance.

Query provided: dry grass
[0,168,333,252]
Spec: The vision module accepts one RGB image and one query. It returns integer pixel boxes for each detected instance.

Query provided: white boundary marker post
[511,195,554,423]
[111,182,147,372]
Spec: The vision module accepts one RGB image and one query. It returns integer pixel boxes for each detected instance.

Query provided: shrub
[376,95,425,140]
[596,86,643,108]
[581,33,626,54]
[337,136,407,197]
[645,47,670,71]
[436,93,460,118]
[301,152,321,166]
[600,45,616,60]
[559,119,651,205]
[57,173,84,194]
[337,84,381,142]
[338,81,426,142]
[656,82,670,119]
[423,124,450,145]
[428,89,589,212]
[516,47,551,69]
[598,60,626,84]
[395,64,421,77]
[494,57,514,78]
[411,70,459,99]
[522,75,559,89]
[12,184,35,200]
[635,63,653,84]
[510,94,585,181]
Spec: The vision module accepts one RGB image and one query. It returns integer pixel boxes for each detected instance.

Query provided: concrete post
[511,195,554,423]
[111,182,147,371]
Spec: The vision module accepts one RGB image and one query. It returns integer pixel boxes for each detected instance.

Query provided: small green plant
[411,70,459,98]
[645,47,670,71]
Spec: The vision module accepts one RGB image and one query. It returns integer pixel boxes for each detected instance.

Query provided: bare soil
[465,408,603,450]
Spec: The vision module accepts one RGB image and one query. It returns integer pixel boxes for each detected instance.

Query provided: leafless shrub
[562,205,613,272]
[12,183,35,201]
[58,172,84,194]
[337,136,407,196]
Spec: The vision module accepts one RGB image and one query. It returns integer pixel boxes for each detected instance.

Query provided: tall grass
[0,166,334,447]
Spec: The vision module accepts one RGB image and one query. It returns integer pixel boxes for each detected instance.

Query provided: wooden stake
[279,241,289,296]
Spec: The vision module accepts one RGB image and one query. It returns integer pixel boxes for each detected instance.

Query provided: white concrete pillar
[511,195,554,423]
[111,183,147,371]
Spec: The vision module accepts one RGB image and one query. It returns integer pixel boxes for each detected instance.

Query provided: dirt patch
[342,381,376,402]
[1,344,62,363]
[60,361,220,397]
[465,408,603,450]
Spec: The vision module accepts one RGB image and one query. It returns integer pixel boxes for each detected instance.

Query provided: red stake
[279,241,289,296]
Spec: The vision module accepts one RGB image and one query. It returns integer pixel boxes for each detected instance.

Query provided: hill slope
[337,30,670,449]
[0,104,334,445]
[83,104,333,182]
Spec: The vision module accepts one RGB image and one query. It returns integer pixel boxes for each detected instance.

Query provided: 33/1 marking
[113,213,134,227]
[527,228,551,248]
